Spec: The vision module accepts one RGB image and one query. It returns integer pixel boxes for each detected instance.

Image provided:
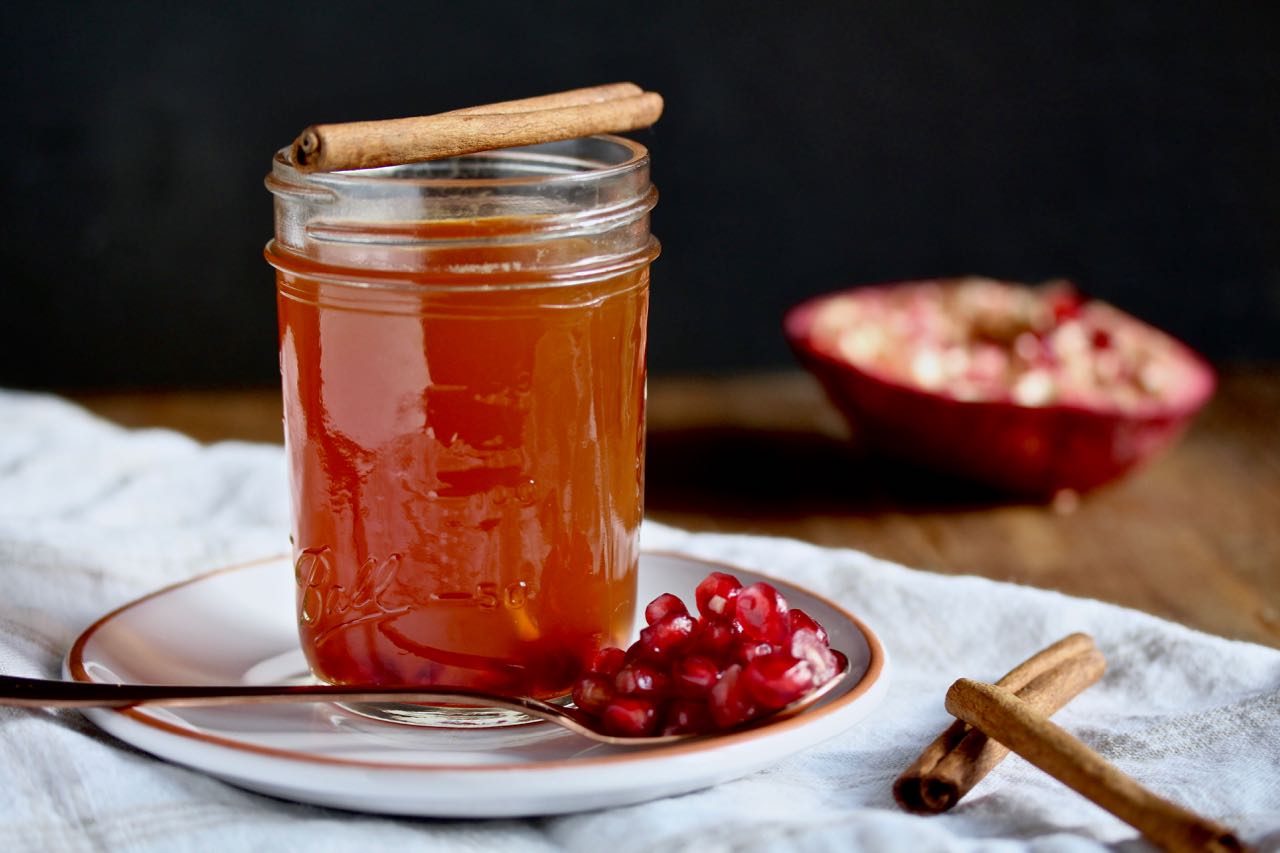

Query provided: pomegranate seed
[692,619,735,662]
[734,582,790,644]
[663,699,713,735]
[1046,287,1083,323]
[614,661,670,699]
[788,609,829,646]
[743,653,815,710]
[733,639,779,666]
[671,655,720,697]
[588,646,626,677]
[601,697,660,737]
[695,572,742,621]
[644,592,688,625]
[622,639,648,664]
[791,628,839,685]
[637,613,696,661]
[571,573,843,737]
[708,664,760,729]
[571,673,614,715]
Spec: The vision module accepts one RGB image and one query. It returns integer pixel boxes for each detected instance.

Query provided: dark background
[2,2,1277,390]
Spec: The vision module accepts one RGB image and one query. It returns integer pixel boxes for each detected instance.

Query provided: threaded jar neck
[265,135,658,290]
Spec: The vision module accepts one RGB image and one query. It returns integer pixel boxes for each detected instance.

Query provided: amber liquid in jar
[267,137,656,708]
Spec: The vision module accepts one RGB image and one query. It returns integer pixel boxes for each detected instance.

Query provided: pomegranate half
[784,278,1215,498]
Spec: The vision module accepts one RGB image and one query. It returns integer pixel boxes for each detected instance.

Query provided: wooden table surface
[71,366,1280,649]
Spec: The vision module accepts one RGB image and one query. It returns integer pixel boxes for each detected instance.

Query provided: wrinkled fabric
[1,389,1277,853]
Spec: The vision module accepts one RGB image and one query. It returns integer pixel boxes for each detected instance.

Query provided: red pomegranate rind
[644,592,688,625]
[783,279,1215,497]
[695,572,742,620]
[601,697,660,737]
[743,653,816,710]
[571,673,615,715]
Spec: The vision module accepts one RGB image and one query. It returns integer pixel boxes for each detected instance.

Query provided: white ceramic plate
[66,551,889,817]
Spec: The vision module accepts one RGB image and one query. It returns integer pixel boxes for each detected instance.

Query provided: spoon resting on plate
[0,651,848,747]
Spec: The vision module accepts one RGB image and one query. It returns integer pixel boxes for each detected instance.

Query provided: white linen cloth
[1,388,1277,853]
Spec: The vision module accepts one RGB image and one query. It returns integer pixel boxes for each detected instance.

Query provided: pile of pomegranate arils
[571,572,840,737]
[811,277,1190,411]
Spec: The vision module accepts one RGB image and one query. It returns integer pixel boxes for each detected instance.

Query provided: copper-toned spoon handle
[1,649,849,747]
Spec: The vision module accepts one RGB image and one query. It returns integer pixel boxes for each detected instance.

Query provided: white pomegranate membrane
[571,572,839,737]
[809,278,1199,412]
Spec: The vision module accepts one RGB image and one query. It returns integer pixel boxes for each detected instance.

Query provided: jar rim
[270,134,649,193]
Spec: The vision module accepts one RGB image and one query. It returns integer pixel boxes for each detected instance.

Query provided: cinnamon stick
[440,82,644,116]
[291,83,663,173]
[894,632,1100,813]
[946,679,1250,853]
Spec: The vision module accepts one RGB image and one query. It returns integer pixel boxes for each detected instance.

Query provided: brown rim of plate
[66,550,887,773]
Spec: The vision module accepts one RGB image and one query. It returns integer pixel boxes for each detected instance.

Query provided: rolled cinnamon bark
[439,82,643,116]
[894,633,1101,813]
[946,679,1250,853]
[291,84,663,173]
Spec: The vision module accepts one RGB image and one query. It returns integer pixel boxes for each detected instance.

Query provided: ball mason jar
[265,136,657,726]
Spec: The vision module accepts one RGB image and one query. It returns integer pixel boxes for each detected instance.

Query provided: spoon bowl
[3,650,849,746]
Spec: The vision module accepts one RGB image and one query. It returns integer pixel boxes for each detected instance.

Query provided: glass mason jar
[265,136,658,726]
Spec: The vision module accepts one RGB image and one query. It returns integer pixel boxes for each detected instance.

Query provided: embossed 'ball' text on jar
[265,136,658,726]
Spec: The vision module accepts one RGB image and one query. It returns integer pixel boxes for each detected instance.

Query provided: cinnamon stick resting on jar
[894,633,1104,813]
[291,82,664,173]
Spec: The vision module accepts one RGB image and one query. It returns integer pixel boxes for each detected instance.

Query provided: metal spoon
[1,651,849,746]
